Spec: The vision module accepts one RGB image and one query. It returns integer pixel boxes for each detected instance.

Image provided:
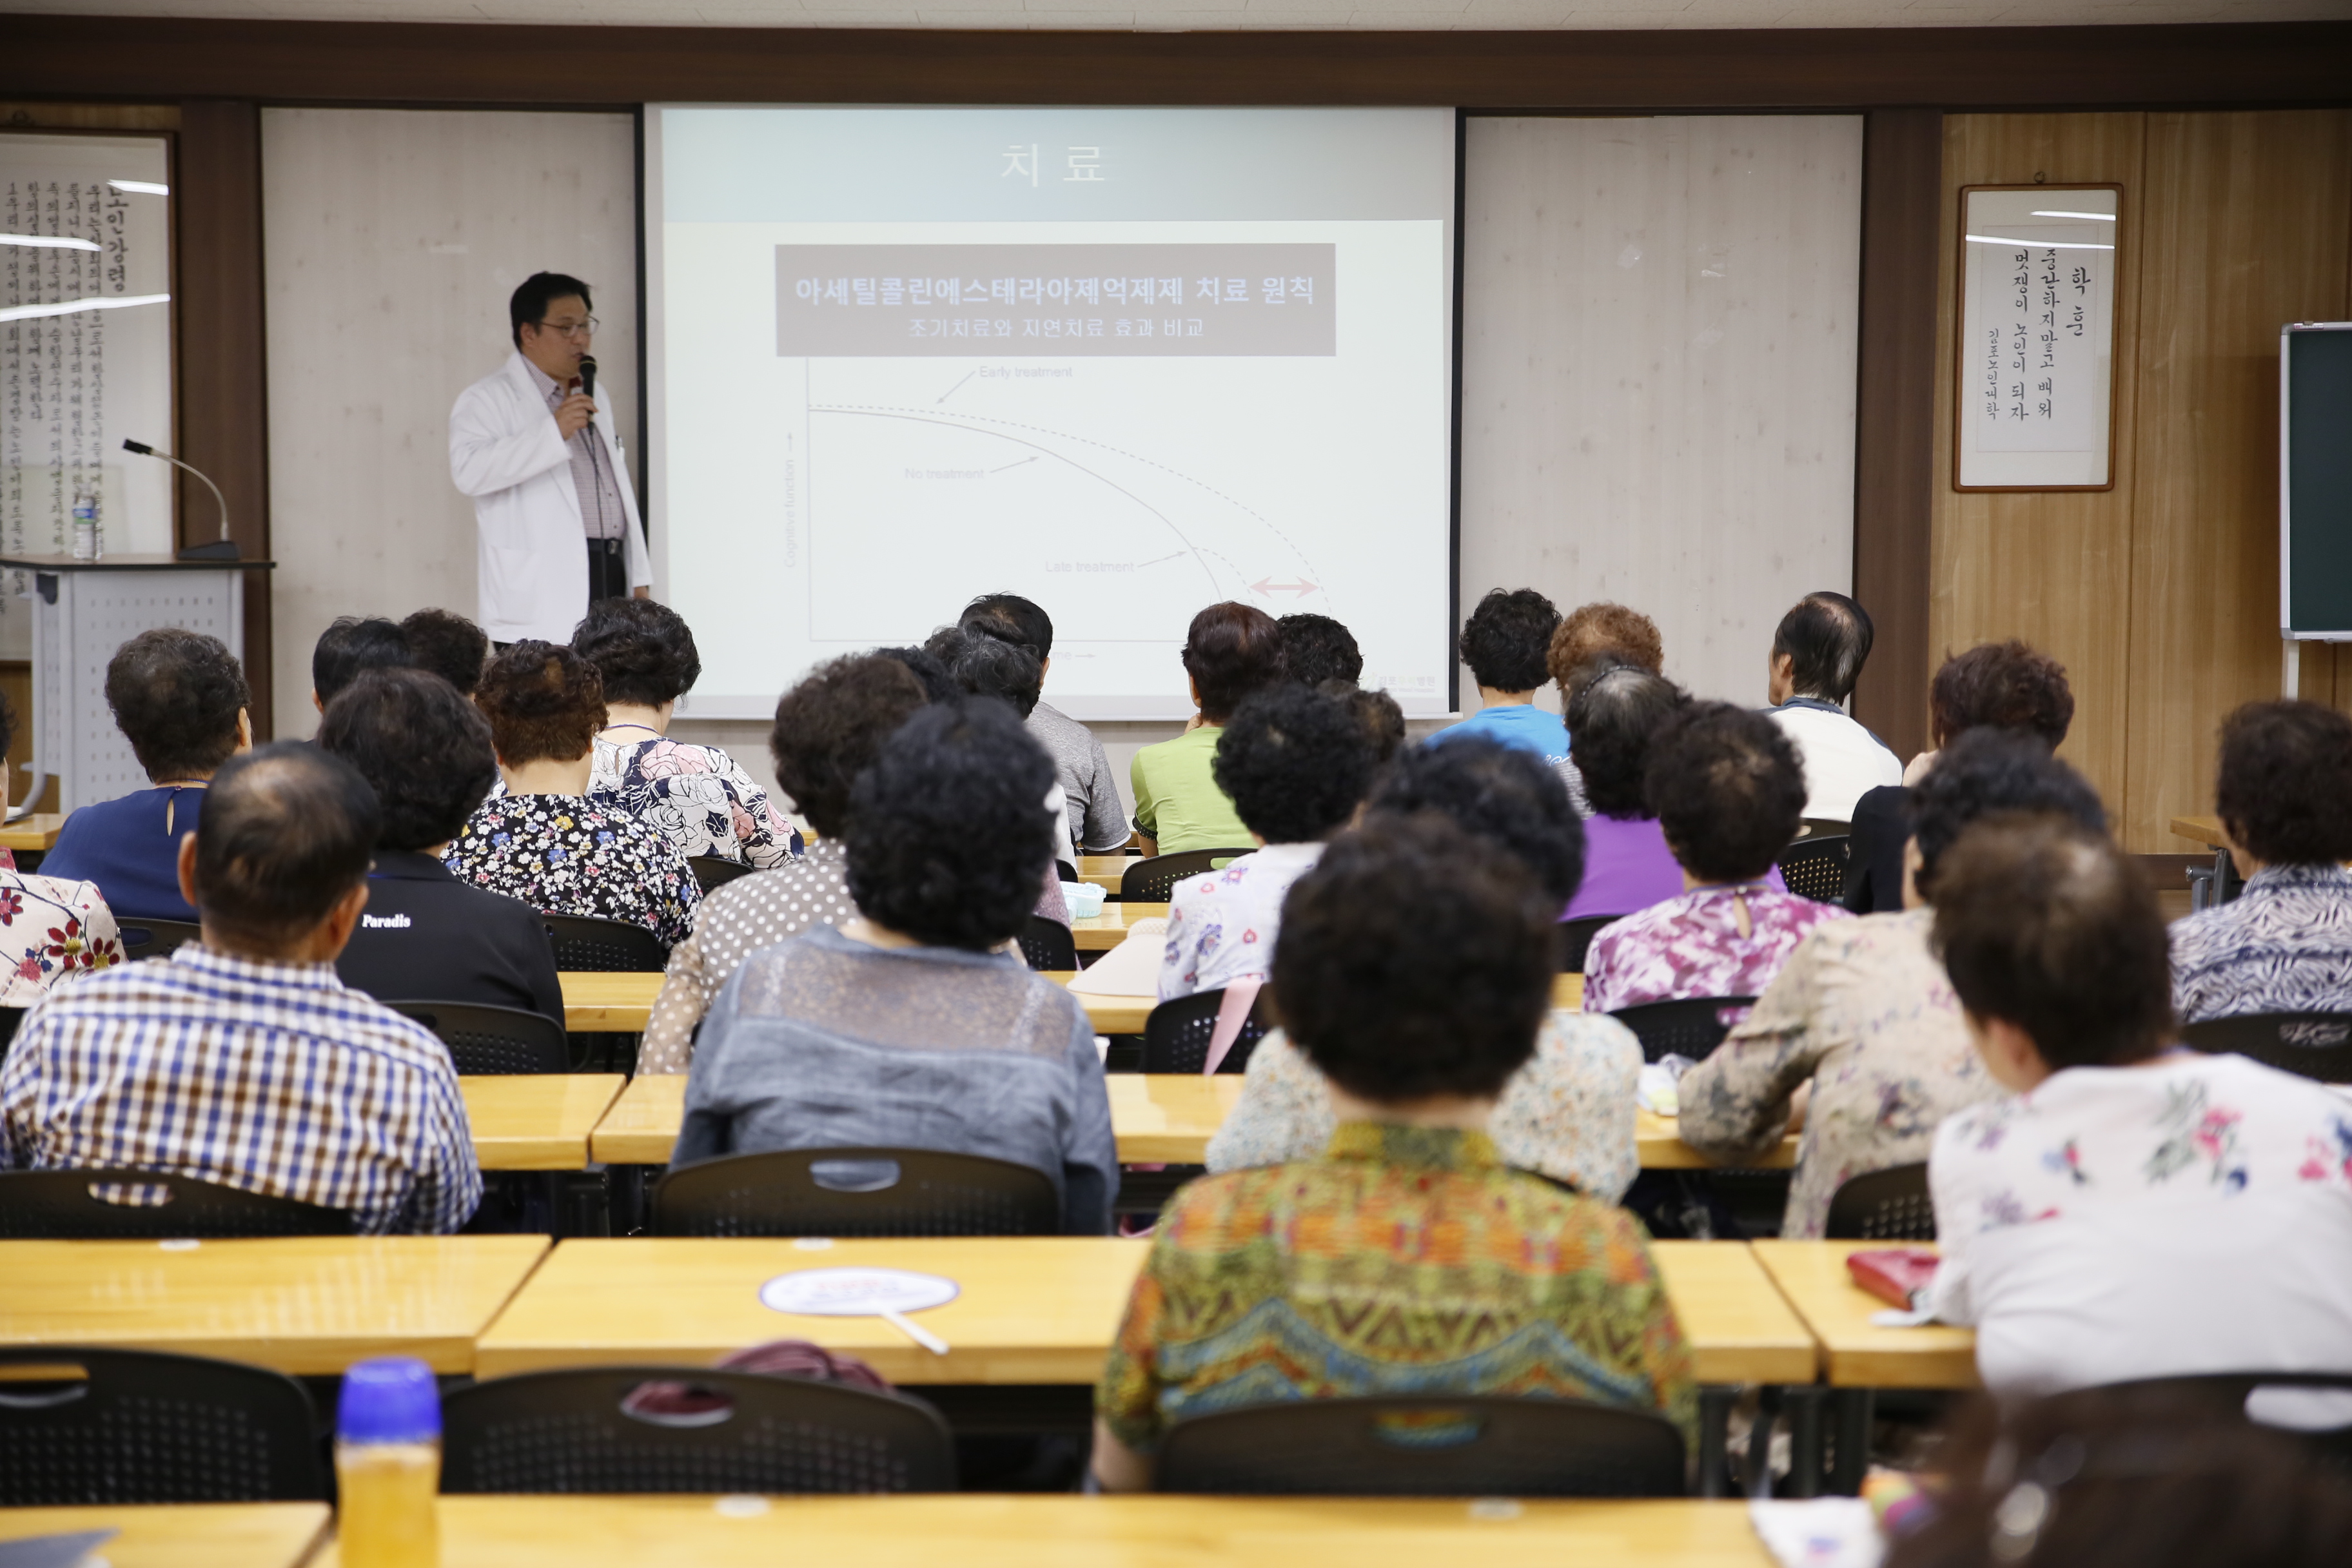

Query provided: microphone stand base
[175,540,242,562]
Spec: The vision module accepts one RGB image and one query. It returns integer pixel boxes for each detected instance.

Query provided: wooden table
[313,1494,1774,1568]
[0,1503,328,1568]
[1647,1240,1817,1387]
[462,1074,624,1170]
[1634,1110,1797,1171]
[1749,1240,1977,1390]
[0,1235,551,1375]
[1073,854,1136,894]
[562,971,660,1032]
[0,811,64,853]
[2170,814,2227,849]
[1070,901,1167,950]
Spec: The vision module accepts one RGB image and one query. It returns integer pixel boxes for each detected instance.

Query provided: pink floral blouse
[0,862,122,1004]
[1581,882,1850,1015]
[589,735,801,869]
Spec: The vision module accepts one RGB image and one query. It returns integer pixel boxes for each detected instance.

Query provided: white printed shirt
[2170,863,2352,1023]
[1158,842,1323,1003]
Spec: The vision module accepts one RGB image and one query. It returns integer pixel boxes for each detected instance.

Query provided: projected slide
[649,108,1456,719]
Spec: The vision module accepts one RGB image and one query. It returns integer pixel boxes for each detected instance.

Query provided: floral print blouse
[589,734,802,869]
[1204,1010,1643,1202]
[1582,882,1850,1015]
[1159,842,1324,1003]
[0,863,122,1004]
[1676,907,1998,1237]
[444,793,700,949]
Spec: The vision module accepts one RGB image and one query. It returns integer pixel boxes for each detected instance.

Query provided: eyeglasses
[533,317,598,340]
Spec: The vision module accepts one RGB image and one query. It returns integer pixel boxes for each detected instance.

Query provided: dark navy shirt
[336,851,565,1028]
[42,786,206,921]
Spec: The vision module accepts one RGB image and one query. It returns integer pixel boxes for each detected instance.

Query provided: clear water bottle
[70,493,99,560]
[336,1356,441,1568]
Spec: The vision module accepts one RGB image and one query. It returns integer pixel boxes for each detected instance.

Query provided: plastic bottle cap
[338,1356,440,1444]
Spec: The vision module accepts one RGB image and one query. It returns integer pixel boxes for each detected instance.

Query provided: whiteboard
[1954,184,2119,491]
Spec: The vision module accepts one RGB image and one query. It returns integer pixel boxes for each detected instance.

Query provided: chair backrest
[1018,915,1078,973]
[652,1147,1061,1237]
[1155,1395,1686,1498]
[118,917,203,962]
[0,1168,353,1239]
[384,999,570,1075]
[1824,1162,1935,1241]
[2180,1012,2352,1081]
[1143,986,1268,1074]
[688,856,754,895]
[0,1347,326,1504]
[1558,914,1624,974]
[542,913,670,972]
[1121,848,1253,904]
[1605,995,1758,1064]
[1776,835,1851,903]
[440,1366,954,1495]
[1055,858,1080,885]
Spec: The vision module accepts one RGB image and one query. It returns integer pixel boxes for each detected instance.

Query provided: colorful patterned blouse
[1159,842,1324,1003]
[1676,907,1998,1238]
[589,734,802,869]
[444,792,700,949]
[1582,882,1850,1015]
[0,867,122,1004]
[1098,1122,1696,1455]
[1204,1012,1642,1202]
[2169,863,2352,1023]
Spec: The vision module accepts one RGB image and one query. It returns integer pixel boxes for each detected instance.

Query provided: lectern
[0,554,275,815]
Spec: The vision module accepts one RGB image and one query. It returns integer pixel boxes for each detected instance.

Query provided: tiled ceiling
[10,0,2349,28]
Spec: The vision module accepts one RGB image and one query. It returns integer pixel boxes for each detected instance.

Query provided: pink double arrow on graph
[1251,577,1319,598]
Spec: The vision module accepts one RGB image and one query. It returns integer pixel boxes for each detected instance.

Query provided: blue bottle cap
[337,1356,440,1444]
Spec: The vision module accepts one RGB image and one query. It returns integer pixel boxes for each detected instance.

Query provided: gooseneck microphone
[122,438,240,561]
[577,354,598,404]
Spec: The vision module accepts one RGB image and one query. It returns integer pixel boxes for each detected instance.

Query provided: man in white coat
[450,272,650,645]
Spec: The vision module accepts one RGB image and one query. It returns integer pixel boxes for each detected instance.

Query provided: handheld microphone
[577,355,598,405]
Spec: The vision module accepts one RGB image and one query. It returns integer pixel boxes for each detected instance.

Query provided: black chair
[1558,914,1624,974]
[1155,1395,1685,1498]
[1018,916,1078,973]
[653,1147,1061,1238]
[0,1168,352,1239]
[384,1000,570,1075]
[0,1347,328,1504]
[119,917,203,961]
[2180,1012,2352,1082]
[543,913,669,972]
[1055,858,1080,885]
[0,1004,24,1061]
[1606,996,1758,1064]
[1142,986,1269,1075]
[1121,848,1253,904]
[440,1366,955,1495]
[1824,1163,1936,1242]
[1776,836,1851,903]
[689,856,755,895]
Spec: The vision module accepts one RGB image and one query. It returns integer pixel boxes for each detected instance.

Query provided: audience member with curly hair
[1277,612,1363,689]
[676,699,1115,1233]
[1158,684,1377,1002]
[1677,729,2101,1237]
[634,653,930,1073]
[925,623,1077,922]
[1761,590,1899,823]
[322,667,564,1026]
[1846,639,2075,912]
[1921,814,2352,1396]
[1544,602,1665,818]
[1210,736,1646,1202]
[1130,601,1288,855]
[2170,699,2352,1022]
[46,627,254,921]
[309,616,412,712]
[1582,702,1850,1013]
[960,592,1128,854]
[1095,814,1694,1490]
[573,597,801,869]
[1328,679,1407,767]
[1435,587,1570,768]
[400,607,490,696]
[444,640,700,946]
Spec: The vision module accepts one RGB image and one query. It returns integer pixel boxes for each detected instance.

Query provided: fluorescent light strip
[0,233,102,252]
[1966,235,2116,251]
[2030,210,2117,221]
[0,292,170,325]
[106,180,168,196]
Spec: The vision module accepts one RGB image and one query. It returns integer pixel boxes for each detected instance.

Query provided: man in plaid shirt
[1,742,480,1233]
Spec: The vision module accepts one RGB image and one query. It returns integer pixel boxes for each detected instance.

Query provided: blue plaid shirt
[0,943,480,1233]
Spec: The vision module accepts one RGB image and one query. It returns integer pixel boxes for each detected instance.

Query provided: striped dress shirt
[0,944,480,1233]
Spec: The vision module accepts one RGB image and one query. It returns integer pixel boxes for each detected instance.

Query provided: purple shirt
[1563,814,1787,923]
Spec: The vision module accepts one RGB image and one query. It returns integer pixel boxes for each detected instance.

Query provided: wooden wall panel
[1930,113,2148,818]
[2124,111,2352,850]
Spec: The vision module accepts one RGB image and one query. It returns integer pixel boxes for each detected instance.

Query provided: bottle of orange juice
[336,1357,440,1568]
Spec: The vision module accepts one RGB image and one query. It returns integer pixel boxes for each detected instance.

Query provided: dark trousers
[588,537,629,602]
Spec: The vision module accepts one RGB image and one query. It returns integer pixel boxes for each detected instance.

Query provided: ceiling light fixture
[0,233,103,252]
[2029,210,2117,221]
[1965,235,2115,251]
[106,179,169,195]
[0,292,170,325]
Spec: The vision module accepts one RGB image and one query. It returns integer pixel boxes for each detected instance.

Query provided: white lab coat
[449,350,651,644]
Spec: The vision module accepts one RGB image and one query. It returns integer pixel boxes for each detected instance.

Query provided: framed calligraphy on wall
[1953,183,2121,492]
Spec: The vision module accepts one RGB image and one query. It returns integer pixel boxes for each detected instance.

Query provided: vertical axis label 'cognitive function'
[776,244,1335,357]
